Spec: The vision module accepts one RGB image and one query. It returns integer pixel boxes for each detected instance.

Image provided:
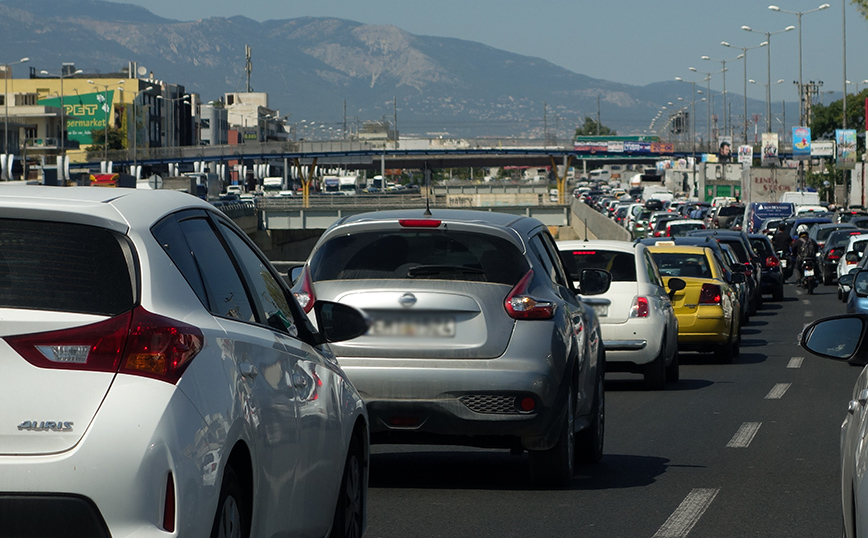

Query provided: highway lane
[363,281,860,538]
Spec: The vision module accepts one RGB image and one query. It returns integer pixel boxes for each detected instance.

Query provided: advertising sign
[624,141,651,153]
[811,140,835,157]
[39,90,115,146]
[792,127,811,160]
[718,136,733,162]
[606,141,624,153]
[737,145,753,165]
[836,129,857,169]
[761,133,779,165]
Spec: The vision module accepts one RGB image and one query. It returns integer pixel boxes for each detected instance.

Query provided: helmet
[796,224,809,236]
[777,222,787,230]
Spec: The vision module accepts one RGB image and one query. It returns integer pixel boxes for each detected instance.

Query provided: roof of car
[557,240,641,254]
[327,208,542,235]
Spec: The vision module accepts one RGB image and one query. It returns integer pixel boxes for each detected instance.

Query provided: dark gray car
[291,209,609,487]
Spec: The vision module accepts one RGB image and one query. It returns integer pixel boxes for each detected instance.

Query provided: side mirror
[577,268,612,296]
[731,272,746,284]
[840,273,855,287]
[312,301,370,343]
[288,264,305,286]
[667,277,686,300]
[801,314,868,366]
[854,271,868,298]
[730,264,747,273]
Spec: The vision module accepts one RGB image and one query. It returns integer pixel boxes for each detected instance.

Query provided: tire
[666,340,679,383]
[807,279,815,295]
[210,466,250,538]
[643,339,667,390]
[715,326,739,364]
[529,390,575,487]
[575,367,605,465]
[330,436,364,538]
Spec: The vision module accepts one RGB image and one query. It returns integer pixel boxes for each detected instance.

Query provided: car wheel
[529,389,574,487]
[715,327,738,364]
[839,287,844,301]
[643,339,667,390]
[331,436,364,538]
[665,341,679,383]
[210,466,250,538]
[575,364,605,465]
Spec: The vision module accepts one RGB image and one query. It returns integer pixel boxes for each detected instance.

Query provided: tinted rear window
[310,230,529,285]
[718,206,744,216]
[651,252,712,279]
[560,249,636,281]
[0,219,134,315]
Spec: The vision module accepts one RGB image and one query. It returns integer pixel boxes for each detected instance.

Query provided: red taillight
[766,256,780,268]
[699,284,722,305]
[504,270,555,320]
[5,307,204,384]
[163,473,176,532]
[293,265,316,314]
[399,219,442,228]
[630,296,650,318]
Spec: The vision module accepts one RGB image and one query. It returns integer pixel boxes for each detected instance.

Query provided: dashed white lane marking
[805,311,814,317]
[652,488,720,538]
[802,300,811,305]
[765,383,791,399]
[726,422,762,448]
[787,357,804,369]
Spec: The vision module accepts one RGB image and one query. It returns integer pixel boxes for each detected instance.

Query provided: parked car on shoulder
[558,240,684,390]
[291,209,611,487]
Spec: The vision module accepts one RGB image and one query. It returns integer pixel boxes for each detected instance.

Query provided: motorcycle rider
[795,228,819,287]
[772,222,794,281]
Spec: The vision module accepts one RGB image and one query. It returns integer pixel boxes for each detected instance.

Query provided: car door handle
[240,362,258,379]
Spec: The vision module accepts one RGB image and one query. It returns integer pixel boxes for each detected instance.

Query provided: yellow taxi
[647,245,744,363]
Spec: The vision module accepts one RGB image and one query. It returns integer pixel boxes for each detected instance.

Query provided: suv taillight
[698,284,722,305]
[504,270,555,320]
[630,296,650,318]
[766,256,780,268]
[5,307,204,384]
[293,265,316,314]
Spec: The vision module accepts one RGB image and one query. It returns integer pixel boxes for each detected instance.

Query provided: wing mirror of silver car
[667,277,686,300]
[312,301,371,343]
[801,314,868,366]
[576,268,612,296]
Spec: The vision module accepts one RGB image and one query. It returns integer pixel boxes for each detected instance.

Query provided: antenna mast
[245,45,253,92]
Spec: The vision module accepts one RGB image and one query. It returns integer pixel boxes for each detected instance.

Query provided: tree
[86,127,126,160]
[574,116,616,137]
[809,89,868,140]
[854,0,868,19]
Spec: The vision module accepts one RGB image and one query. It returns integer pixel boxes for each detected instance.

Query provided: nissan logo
[398,293,417,308]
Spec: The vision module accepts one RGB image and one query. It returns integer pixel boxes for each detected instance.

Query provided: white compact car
[838,233,868,299]
[0,186,369,538]
[558,240,683,389]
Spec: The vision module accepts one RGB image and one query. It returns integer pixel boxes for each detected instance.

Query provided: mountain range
[0,0,792,138]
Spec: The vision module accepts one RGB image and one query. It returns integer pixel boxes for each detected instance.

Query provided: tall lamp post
[721,40,767,144]
[2,57,29,158]
[742,24,795,132]
[700,53,744,138]
[768,4,830,126]
[690,66,720,150]
[157,93,190,149]
[89,79,124,167]
[40,67,82,182]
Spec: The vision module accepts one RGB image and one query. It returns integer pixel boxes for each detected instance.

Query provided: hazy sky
[120,0,868,102]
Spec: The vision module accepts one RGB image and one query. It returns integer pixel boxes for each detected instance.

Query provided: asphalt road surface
[364,281,859,538]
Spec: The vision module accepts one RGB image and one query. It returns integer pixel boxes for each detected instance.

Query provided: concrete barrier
[568,199,632,241]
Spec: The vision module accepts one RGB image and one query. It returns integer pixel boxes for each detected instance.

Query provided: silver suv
[292,209,610,486]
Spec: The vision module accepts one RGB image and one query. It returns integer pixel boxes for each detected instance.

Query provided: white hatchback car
[558,240,683,389]
[838,233,868,299]
[0,186,369,538]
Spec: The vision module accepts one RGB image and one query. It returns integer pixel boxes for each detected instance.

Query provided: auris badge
[18,421,73,432]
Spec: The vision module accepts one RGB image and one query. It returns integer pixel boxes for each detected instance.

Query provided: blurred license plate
[592,305,608,317]
[369,317,456,337]
[804,269,814,277]
[780,259,787,268]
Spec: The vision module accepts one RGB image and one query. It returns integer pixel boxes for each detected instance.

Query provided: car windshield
[651,252,712,278]
[309,230,530,284]
[560,249,636,282]
[0,218,134,315]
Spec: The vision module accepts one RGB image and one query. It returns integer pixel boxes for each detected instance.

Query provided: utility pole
[596,95,601,136]
[245,45,252,93]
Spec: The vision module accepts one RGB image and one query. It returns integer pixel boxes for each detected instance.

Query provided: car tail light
[630,296,650,318]
[293,265,316,314]
[699,284,722,305]
[5,307,204,384]
[399,219,442,228]
[504,270,555,320]
[163,473,176,532]
[766,256,780,268]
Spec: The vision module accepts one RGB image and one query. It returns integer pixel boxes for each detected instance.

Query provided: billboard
[718,136,733,163]
[836,129,857,169]
[792,127,811,160]
[811,140,835,157]
[39,90,115,146]
[761,133,779,166]
[737,145,753,165]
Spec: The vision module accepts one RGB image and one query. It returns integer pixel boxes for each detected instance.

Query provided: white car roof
[557,240,641,254]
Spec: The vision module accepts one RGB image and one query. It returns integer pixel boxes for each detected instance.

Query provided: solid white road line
[726,422,762,448]
[765,383,791,400]
[652,488,720,538]
[787,357,804,369]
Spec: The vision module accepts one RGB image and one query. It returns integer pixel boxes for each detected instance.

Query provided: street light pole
[690,66,721,150]
[89,79,124,168]
[742,25,795,132]
[722,41,767,144]
[2,57,28,160]
[769,4,830,126]
[701,53,744,137]
[41,67,82,182]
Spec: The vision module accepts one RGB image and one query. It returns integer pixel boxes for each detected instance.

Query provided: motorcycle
[800,258,818,294]
[776,249,794,281]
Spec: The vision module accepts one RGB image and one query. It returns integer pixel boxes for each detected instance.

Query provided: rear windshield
[718,206,745,216]
[560,249,636,282]
[716,238,751,262]
[309,230,529,285]
[749,238,773,257]
[0,219,135,315]
[651,252,712,279]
